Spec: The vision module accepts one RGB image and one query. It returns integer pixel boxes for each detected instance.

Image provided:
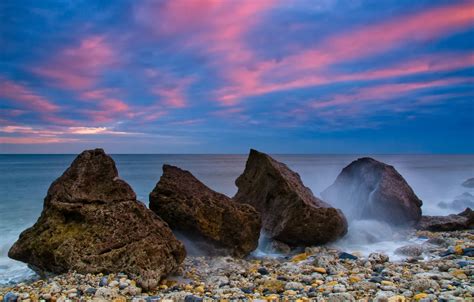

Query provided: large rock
[8,149,185,289]
[233,149,347,246]
[416,208,474,232]
[149,165,261,257]
[322,157,422,226]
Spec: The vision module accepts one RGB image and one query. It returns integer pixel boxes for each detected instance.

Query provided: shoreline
[1,229,472,302]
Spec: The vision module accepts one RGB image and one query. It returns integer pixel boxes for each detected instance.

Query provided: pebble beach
[1,229,472,302]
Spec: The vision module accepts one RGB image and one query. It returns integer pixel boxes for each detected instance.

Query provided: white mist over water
[0,154,473,284]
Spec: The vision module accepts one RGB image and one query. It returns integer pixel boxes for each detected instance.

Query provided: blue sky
[0,0,473,154]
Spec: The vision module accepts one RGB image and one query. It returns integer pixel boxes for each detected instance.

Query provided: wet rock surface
[8,149,186,290]
[417,208,474,232]
[149,164,261,257]
[233,149,348,246]
[322,157,423,226]
[2,229,473,301]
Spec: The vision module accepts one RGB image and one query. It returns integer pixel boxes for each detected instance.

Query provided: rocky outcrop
[149,165,261,257]
[8,149,185,290]
[416,208,474,232]
[233,149,347,246]
[322,157,422,226]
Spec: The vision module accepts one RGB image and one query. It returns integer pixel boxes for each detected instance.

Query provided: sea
[1,154,473,285]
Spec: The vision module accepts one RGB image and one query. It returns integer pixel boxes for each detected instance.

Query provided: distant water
[1,154,473,284]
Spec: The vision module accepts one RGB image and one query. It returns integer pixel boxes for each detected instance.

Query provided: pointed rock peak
[235,149,347,246]
[46,148,136,203]
[241,149,312,198]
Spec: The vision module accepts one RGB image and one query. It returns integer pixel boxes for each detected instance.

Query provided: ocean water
[0,154,473,284]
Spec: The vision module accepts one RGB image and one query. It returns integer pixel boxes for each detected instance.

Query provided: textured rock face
[322,157,422,226]
[8,149,185,290]
[149,165,261,257]
[416,208,473,232]
[233,149,348,246]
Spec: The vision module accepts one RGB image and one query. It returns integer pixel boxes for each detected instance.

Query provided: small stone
[413,293,428,300]
[339,252,358,260]
[369,276,383,283]
[258,267,269,275]
[388,296,406,302]
[283,290,297,295]
[99,276,108,287]
[411,278,439,292]
[314,267,327,274]
[291,253,308,262]
[185,296,203,302]
[285,282,304,290]
[194,286,205,293]
[394,244,424,257]
[3,292,18,302]
[349,276,361,283]
[369,253,389,264]
[85,287,97,295]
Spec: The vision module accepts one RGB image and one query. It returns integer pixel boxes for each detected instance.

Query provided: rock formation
[9,149,185,290]
[233,149,347,246]
[322,157,422,226]
[149,164,261,257]
[416,208,473,232]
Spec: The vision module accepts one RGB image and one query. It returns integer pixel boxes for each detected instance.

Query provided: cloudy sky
[1,0,473,153]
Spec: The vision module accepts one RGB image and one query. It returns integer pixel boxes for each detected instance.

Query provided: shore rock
[416,208,473,232]
[233,149,347,246]
[322,157,422,226]
[8,149,185,289]
[149,164,261,257]
[462,177,474,188]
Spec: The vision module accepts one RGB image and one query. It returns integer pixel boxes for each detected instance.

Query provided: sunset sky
[1,0,473,153]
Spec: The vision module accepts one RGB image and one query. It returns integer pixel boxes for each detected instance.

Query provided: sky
[0,0,473,154]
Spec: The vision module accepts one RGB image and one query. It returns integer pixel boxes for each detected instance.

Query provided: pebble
[0,229,472,301]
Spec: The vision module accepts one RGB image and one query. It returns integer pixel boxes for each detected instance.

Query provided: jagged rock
[462,177,474,188]
[8,149,185,290]
[416,208,473,232]
[322,157,422,226]
[149,164,261,257]
[233,149,347,246]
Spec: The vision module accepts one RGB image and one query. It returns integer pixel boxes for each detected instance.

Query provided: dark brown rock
[233,149,348,246]
[149,164,261,257]
[322,157,422,226]
[416,208,474,232]
[8,149,185,290]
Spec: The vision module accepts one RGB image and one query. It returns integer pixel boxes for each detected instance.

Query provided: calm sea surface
[1,154,473,284]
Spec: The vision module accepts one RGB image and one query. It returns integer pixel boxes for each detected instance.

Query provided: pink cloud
[0,136,79,144]
[151,86,186,108]
[0,79,58,112]
[310,77,474,110]
[32,35,117,90]
[215,2,474,104]
[145,69,195,109]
